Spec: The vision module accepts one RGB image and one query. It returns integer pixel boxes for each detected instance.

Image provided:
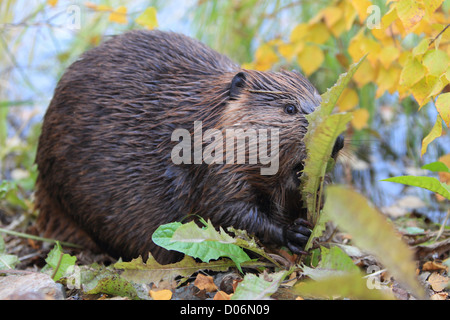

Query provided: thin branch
[429,24,450,47]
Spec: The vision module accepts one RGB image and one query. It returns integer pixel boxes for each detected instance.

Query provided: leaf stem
[0,227,82,248]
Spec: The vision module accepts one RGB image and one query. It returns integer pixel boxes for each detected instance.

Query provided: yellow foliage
[47,0,58,7]
[423,49,449,76]
[400,57,425,87]
[297,45,324,76]
[254,44,279,71]
[351,109,370,130]
[436,93,450,127]
[135,7,158,30]
[396,0,425,31]
[337,88,359,111]
[245,0,449,150]
[421,115,443,156]
[109,6,128,24]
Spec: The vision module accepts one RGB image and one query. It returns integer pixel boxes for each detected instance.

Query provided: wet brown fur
[35,30,322,263]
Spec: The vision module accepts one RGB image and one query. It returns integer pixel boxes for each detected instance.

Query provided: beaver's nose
[331,135,344,159]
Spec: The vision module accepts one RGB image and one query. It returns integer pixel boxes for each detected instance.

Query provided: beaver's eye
[284,104,297,115]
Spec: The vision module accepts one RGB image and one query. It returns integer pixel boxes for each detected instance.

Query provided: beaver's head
[217,70,337,194]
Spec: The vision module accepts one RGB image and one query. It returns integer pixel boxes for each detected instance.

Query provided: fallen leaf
[149,289,173,300]
[431,292,448,300]
[194,274,218,292]
[422,261,448,272]
[427,273,449,292]
[213,291,232,300]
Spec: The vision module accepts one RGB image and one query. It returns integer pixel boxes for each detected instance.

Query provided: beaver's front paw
[284,218,312,255]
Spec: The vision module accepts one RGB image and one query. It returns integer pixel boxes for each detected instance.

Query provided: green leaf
[0,236,19,269]
[421,114,442,156]
[308,55,367,123]
[135,7,158,29]
[292,272,394,300]
[152,220,251,272]
[302,113,353,224]
[45,242,77,281]
[231,270,289,300]
[382,176,450,200]
[322,186,426,299]
[421,161,450,173]
[304,206,330,251]
[318,246,359,273]
[301,55,366,225]
[81,265,150,300]
[115,254,236,284]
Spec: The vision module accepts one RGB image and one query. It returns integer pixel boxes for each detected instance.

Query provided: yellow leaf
[421,115,443,156]
[254,44,278,71]
[351,108,370,130]
[378,45,400,68]
[446,68,450,82]
[97,5,113,12]
[376,66,401,98]
[342,0,357,31]
[337,88,359,111]
[322,6,342,29]
[149,289,173,300]
[329,17,347,37]
[427,74,449,98]
[353,58,378,88]
[423,50,450,76]
[213,291,232,300]
[290,23,309,43]
[348,29,366,62]
[411,77,433,107]
[194,274,218,292]
[435,93,450,127]
[47,0,58,7]
[350,0,373,23]
[411,18,433,36]
[297,45,324,76]
[381,6,398,28]
[396,0,425,31]
[348,31,381,66]
[400,57,425,87]
[412,38,429,56]
[424,0,444,20]
[305,23,330,45]
[109,6,128,24]
[135,7,158,29]
[278,42,303,62]
[84,2,97,10]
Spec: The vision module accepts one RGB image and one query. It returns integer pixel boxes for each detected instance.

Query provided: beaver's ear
[230,72,247,100]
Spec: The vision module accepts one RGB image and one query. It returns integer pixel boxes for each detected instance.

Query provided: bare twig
[429,24,450,47]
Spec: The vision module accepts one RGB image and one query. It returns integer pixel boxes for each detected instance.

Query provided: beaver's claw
[284,218,312,255]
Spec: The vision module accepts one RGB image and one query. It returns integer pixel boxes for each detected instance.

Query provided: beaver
[35,30,343,264]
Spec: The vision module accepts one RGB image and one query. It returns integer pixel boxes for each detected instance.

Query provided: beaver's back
[35,30,239,261]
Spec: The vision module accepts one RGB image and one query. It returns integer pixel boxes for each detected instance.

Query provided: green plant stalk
[0,228,82,248]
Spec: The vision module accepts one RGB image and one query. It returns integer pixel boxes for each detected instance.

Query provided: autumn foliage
[243,0,449,156]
